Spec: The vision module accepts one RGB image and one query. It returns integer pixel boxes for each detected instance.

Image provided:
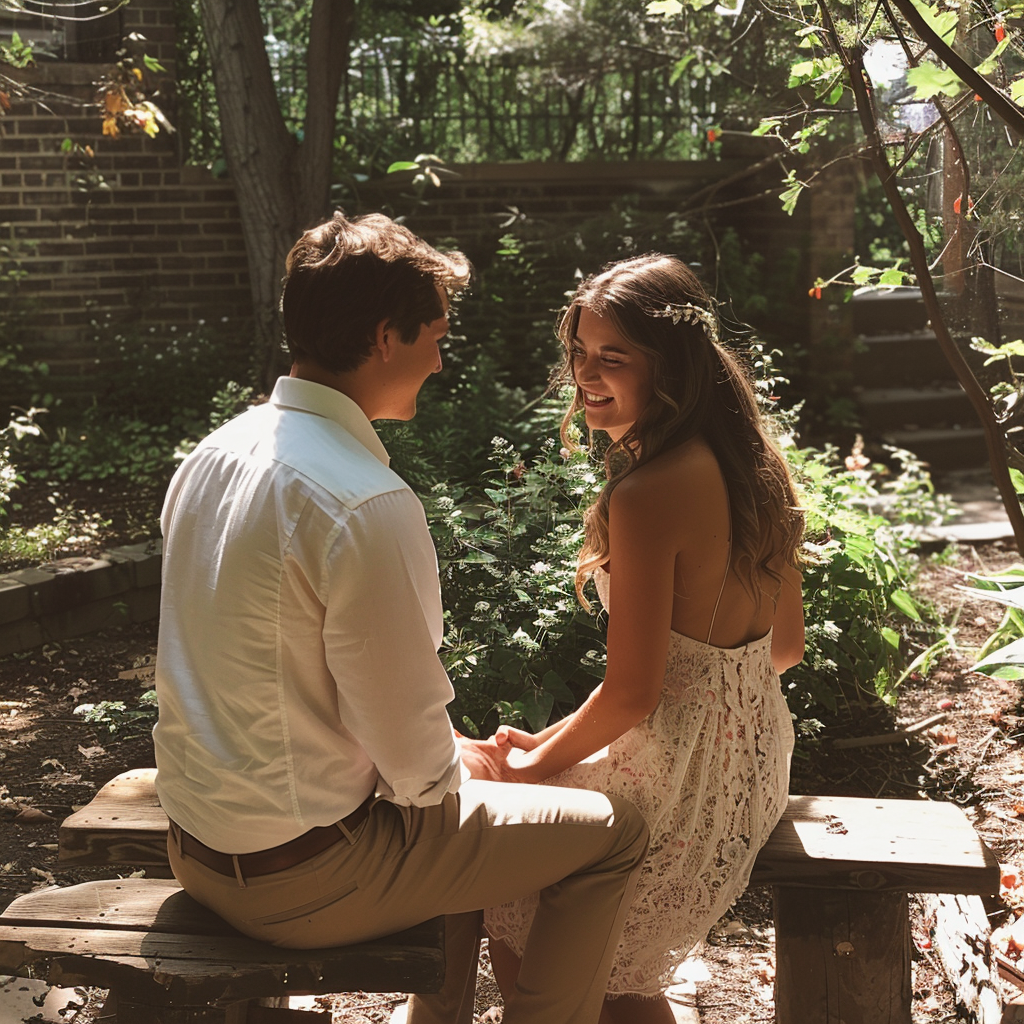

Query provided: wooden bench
[2,769,444,1023]
[2,769,1003,1024]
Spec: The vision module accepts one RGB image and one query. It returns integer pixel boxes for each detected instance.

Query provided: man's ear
[372,319,393,361]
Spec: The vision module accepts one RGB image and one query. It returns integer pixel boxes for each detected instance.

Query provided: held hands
[458,735,514,782]
[458,726,540,783]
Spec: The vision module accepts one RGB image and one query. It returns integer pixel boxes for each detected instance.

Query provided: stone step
[856,386,972,431]
[852,287,929,336]
[882,426,988,472]
[852,332,957,388]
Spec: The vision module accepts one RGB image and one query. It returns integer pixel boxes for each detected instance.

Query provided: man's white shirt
[154,376,463,854]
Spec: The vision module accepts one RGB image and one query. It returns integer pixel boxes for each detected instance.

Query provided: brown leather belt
[170,794,374,879]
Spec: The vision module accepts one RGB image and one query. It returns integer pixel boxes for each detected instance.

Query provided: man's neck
[289,361,376,420]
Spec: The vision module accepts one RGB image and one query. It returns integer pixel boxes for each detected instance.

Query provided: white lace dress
[484,568,794,997]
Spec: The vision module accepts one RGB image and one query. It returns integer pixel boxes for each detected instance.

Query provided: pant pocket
[251,879,359,927]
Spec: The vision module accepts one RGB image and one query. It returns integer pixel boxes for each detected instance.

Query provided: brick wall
[1,0,251,410]
[2,4,851,411]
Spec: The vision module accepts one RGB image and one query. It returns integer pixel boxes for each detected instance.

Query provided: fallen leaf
[78,744,105,759]
[14,807,55,824]
[938,698,954,711]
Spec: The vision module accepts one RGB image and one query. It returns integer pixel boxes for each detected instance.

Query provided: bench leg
[772,885,912,1024]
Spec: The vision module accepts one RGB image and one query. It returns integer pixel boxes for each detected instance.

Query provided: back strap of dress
[706,536,732,645]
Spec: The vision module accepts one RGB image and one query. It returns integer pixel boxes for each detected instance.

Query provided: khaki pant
[168,779,648,1024]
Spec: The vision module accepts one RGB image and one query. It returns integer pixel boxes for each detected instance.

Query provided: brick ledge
[0,540,162,657]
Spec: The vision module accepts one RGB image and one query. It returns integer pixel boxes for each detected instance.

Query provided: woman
[483,254,805,1024]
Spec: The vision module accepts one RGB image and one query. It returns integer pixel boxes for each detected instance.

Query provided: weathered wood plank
[751,795,1000,893]
[773,885,912,1024]
[0,919,445,1003]
[923,893,1002,1024]
[3,879,258,935]
[1,880,441,949]
[64,775,1002,899]
[59,768,168,867]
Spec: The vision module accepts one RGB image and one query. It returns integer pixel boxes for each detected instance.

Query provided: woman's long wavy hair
[557,254,804,607]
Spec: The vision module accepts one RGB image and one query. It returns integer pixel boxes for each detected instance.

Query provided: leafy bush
[74,689,158,735]
[785,442,944,720]
[86,315,250,427]
[429,426,606,737]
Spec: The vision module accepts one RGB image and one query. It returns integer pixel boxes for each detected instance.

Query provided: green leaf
[972,635,1024,677]
[541,670,575,703]
[890,589,921,621]
[143,54,166,73]
[780,179,805,216]
[520,688,554,732]
[911,0,958,44]
[670,54,696,85]
[851,265,879,285]
[905,62,963,99]
[1010,467,1024,493]
[386,161,420,174]
[1011,78,1024,104]
[881,626,901,649]
[878,268,906,286]
[752,118,782,137]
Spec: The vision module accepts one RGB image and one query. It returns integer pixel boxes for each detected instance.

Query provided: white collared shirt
[153,376,463,854]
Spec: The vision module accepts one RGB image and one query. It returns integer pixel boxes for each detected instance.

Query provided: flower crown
[654,302,719,344]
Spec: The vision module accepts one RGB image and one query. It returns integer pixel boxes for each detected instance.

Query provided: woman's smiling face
[570,307,655,442]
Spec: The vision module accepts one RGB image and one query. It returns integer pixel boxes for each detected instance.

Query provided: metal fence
[341,45,718,165]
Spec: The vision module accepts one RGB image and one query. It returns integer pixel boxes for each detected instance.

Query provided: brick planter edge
[0,540,162,657]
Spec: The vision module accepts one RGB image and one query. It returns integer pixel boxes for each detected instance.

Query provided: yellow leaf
[133,67,143,80]
[102,116,120,138]
[104,89,128,114]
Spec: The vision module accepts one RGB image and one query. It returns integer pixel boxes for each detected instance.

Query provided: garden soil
[3,541,1024,1022]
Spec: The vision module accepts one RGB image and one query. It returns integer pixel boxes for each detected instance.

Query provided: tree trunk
[198,0,355,392]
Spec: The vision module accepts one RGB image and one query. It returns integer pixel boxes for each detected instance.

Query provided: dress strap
[706,534,732,645]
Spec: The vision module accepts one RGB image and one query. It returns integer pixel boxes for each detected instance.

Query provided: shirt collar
[269,377,391,467]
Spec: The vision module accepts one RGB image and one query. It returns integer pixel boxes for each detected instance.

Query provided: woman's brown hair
[555,254,803,606]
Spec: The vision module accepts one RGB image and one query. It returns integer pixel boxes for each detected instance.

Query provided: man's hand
[459,735,514,782]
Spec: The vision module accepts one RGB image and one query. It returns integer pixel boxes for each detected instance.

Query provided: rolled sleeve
[322,488,462,806]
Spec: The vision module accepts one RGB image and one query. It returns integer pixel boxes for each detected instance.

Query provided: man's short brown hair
[281,212,471,373]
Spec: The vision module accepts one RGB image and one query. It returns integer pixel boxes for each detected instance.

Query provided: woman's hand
[493,725,541,754]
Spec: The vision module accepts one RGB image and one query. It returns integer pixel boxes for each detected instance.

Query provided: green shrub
[784,442,943,720]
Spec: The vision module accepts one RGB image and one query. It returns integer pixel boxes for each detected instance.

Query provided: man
[153,211,648,1024]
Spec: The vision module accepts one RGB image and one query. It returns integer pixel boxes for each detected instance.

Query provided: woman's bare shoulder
[610,440,723,521]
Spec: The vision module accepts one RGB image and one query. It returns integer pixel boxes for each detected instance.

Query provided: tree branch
[818,0,1024,550]
[886,0,1024,137]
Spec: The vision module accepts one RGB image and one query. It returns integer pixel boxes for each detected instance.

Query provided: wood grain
[62,775,1002,901]
[774,885,912,1024]
[751,795,1000,893]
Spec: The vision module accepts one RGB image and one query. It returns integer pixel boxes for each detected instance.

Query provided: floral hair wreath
[653,302,720,345]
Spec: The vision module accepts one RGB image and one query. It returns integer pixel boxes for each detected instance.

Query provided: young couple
[153,211,804,1024]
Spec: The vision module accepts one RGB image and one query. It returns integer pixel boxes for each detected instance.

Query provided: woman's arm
[501,474,678,784]
[771,563,805,674]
